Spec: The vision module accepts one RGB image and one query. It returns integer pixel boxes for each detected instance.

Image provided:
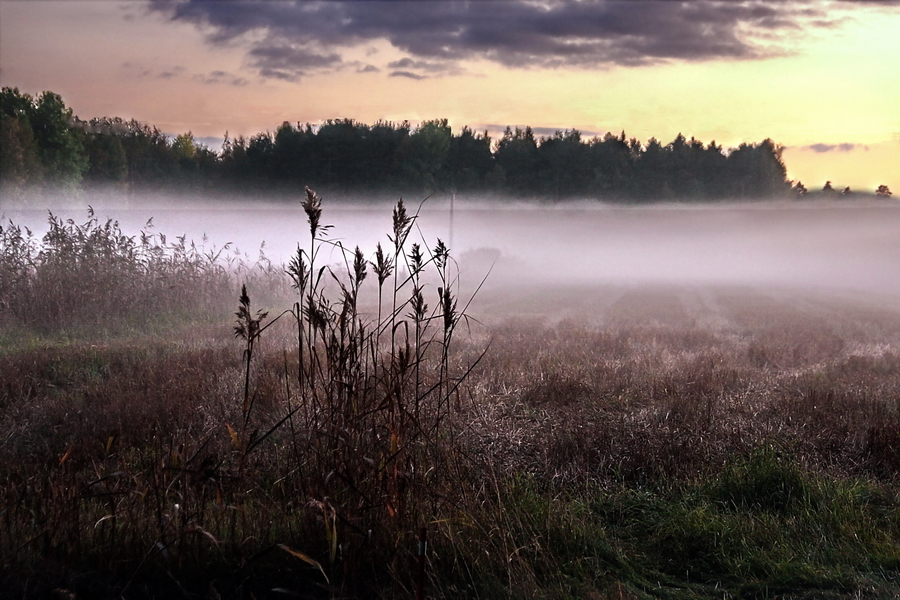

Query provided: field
[1,197,899,599]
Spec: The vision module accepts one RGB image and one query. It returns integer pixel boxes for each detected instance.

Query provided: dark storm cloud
[149,0,841,80]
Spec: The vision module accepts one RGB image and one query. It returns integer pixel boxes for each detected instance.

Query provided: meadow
[1,193,899,599]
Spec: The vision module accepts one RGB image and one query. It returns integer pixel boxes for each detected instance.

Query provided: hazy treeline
[3,86,794,201]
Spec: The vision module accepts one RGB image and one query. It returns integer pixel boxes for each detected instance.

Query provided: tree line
[1,86,877,202]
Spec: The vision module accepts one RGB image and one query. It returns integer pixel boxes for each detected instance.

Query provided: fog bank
[4,193,900,296]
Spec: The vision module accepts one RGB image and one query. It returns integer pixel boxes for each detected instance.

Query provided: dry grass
[1,200,899,598]
[463,284,900,484]
[0,207,290,338]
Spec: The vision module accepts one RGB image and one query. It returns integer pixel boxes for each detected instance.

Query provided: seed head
[391,198,411,248]
[302,186,323,239]
[371,242,393,287]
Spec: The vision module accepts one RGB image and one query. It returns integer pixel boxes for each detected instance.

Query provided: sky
[1,0,897,194]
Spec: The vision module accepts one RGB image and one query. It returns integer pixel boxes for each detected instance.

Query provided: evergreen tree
[495,126,540,195]
[401,119,451,193]
[81,120,129,185]
[536,129,591,199]
[588,131,633,198]
[119,120,178,188]
[633,137,671,200]
[447,126,492,191]
[725,139,788,198]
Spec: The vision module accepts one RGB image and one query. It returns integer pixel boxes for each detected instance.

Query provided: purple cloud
[390,71,427,80]
[806,143,867,153]
[147,1,865,81]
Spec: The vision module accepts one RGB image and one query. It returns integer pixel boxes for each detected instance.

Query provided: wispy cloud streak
[805,143,868,153]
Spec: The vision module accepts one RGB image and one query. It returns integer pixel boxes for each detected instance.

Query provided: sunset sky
[1,0,897,193]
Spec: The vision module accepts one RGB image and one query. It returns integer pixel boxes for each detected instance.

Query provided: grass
[1,196,900,598]
[0,206,290,341]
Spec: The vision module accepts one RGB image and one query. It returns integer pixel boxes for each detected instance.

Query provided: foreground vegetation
[1,195,899,599]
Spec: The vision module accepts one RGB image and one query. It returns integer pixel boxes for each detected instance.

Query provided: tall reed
[239,188,480,593]
[0,207,285,336]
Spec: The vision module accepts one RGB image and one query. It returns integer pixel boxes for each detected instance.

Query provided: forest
[0,87,808,202]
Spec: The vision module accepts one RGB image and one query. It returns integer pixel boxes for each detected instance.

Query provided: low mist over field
[5,190,900,599]
[5,192,900,300]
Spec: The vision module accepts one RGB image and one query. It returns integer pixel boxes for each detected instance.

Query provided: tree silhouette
[447,126,492,191]
[633,137,670,200]
[402,119,451,192]
[2,87,811,201]
[495,126,540,195]
[588,131,633,198]
[725,139,787,199]
[535,129,592,199]
[81,122,129,185]
[0,89,87,189]
[0,90,44,190]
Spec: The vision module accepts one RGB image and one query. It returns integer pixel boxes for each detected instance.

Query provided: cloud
[386,56,460,79]
[148,0,855,81]
[388,57,452,73]
[195,135,225,150]
[122,60,250,86]
[192,70,250,86]
[156,66,186,80]
[390,71,427,80]
[123,62,183,79]
[806,142,868,153]
[245,43,342,81]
